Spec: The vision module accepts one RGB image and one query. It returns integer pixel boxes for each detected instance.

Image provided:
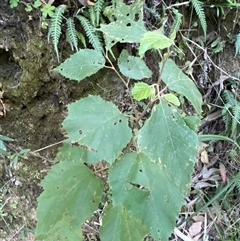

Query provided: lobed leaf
[100,0,146,51]
[138,100,199,192]
[100,204,148,241]
[35,161,104,240]
[54,49,105,82]
[108,152,188,240]
[118,50,152,80]
[62,95,132,164]
[160,59,202,113]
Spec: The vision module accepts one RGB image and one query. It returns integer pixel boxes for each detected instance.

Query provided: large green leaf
[62,95,132,164]
[118,50,152,80]
[138,100,198,192]
[100,0,146,50]
[160,59,202,113]
[108,152,187,240]
[54,49,105,82]
[35,161,104,240]
[100,204,148,241]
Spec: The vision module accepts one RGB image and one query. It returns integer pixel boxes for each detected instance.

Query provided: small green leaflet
[118,50,152,80]
[164,93,180,106]
[139,31,174,58]
[132,82,154,101]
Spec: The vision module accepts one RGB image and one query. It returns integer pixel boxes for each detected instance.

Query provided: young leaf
[54,49,105,82]
[100,204,148,241]
[62,95,132,164]
[164,93,180,106]
[35,161,104,240]
[132,82,154,101]
[118,50,152,80]
[139,31,174,58]
[160,59,202,113]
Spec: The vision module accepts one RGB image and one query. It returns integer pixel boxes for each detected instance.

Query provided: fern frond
[48,6,65,62]
[191,0,207,37]
[235,33,240,57]
[231,104,240,137]
[222,107,231,133]
[95,0,104,26]
[76,15,103,53]
[236,178,240,193]
[222,90,240,137]
[66,17,78,52]
[88,6,96,26]
[170,8,183,36]
[223,90,236,107]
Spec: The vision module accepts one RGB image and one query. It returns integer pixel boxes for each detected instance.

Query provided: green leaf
[138,100,198,192]
[62,95,132,164]
[118,50,152,80]
[25,4,33,12]
[54,50,105,82]
[160,59,202,113]
[35,161,104,240]
[108,152,188,240]
[54,141,99,164]
[164,93,180,106]
[33,0,42,8]
[184,115,201,132]
[0,134,14,141]
[139,31,174,58]
[132,82,154,101]
[100,204,148,241]
[10,0,19,8]
[0,140,7,153]
[199,134,240,151]
[100,0,146,51]
[41,4,56,18]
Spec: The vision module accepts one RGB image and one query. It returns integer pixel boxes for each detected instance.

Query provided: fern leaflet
[48,6,65,62]
[95,0,104,26]
[66,17,78,52]
[76,15,103,53]
[235,33,240,57]
[191,0,207,37]
[170,8,183,36]
[222,90,240,138]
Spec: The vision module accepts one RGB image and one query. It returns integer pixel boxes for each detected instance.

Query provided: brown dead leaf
[189,221,202,237]
[200,150,209,164]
